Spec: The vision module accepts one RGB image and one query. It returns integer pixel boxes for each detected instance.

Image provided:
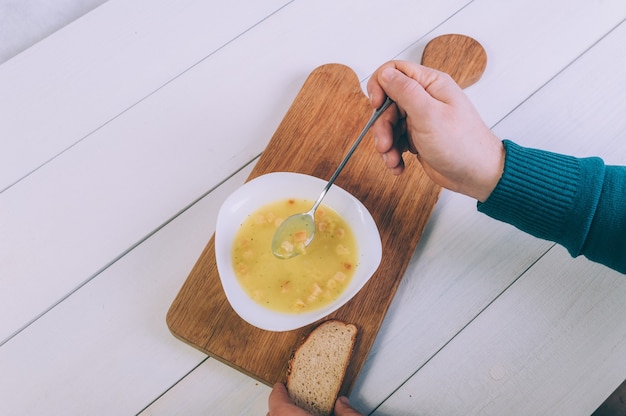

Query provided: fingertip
[379,151,405,175]
[381,66,397,83]
[268,382,288,402]
[367,87,385,109]
[390,159,405,176]
[272,381,287,394]
[335,395,352,413]
[381,148,405,171]
[367,62,396,108]
[335,395,365,416]
[366,78,379,107]
[372,128,394,154]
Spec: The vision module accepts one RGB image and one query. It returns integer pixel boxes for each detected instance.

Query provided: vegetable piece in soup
[231,198,357,313]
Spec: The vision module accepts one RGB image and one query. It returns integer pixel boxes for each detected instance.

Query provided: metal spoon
[271,96,393,259]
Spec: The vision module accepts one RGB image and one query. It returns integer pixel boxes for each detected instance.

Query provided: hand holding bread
[268,383,362,416]
[267,320,364,416]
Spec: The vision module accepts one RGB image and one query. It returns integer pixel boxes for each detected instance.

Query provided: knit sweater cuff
[477,140,604,256]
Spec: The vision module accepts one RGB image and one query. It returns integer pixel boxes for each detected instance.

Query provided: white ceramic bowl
[215,172,382,332]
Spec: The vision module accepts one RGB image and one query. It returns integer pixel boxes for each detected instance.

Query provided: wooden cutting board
[167,34,486,395]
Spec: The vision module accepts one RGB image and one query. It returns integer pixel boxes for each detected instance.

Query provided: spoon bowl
[271,210,316,258]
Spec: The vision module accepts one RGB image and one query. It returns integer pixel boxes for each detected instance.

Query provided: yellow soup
[231,198,357,313]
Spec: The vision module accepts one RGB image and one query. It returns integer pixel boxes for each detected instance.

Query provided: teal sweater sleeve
[478,140,626,274]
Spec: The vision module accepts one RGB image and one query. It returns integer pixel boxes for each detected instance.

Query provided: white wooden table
[2,1,626,414]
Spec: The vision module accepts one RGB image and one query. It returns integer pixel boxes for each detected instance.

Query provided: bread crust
[286,320,357,416]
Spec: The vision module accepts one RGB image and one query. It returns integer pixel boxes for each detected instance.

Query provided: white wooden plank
[491,30,626,165]
[460,0,626,128]
[0,0,470,344]
[0,0,107,64]
[0,0,289,192]
[347,1,626,412]
[0,163,254,415]
[139,359,272,416]
[375,246,626,416]
[371,16,626,416]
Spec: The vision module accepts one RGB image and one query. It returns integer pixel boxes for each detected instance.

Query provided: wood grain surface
[167,35,486,394]
[422,34,487,88]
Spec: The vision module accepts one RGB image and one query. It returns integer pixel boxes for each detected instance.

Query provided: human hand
[267,383,363,416]
[367,60,504,202]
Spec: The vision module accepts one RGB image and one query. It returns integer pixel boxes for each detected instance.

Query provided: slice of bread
[286,320,358,416]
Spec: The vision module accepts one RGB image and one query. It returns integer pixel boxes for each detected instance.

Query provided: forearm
[477,140,626,274]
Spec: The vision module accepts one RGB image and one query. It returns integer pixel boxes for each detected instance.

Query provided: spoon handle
[311,96,393,212]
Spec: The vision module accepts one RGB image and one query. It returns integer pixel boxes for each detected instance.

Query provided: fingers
[268,383,294,416]
[373,133,406,175]
[267,382,288,415]
[377,66,427,117]
[268,382,289,403]
[334,396,364,416]
[367,60,431,103]
[368,60,470,177]
[367,61,396,108]
[368,61,444,110]
[267,383,311,416]
[369,74,408,174]
[372,108,406,174]
[367,61,437,175]
[267,384,364,416]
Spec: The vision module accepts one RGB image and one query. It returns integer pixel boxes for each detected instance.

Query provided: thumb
[334,396,364,416]
[378,66,430,116]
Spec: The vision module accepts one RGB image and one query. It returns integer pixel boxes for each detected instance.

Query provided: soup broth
[231,198,357,313]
